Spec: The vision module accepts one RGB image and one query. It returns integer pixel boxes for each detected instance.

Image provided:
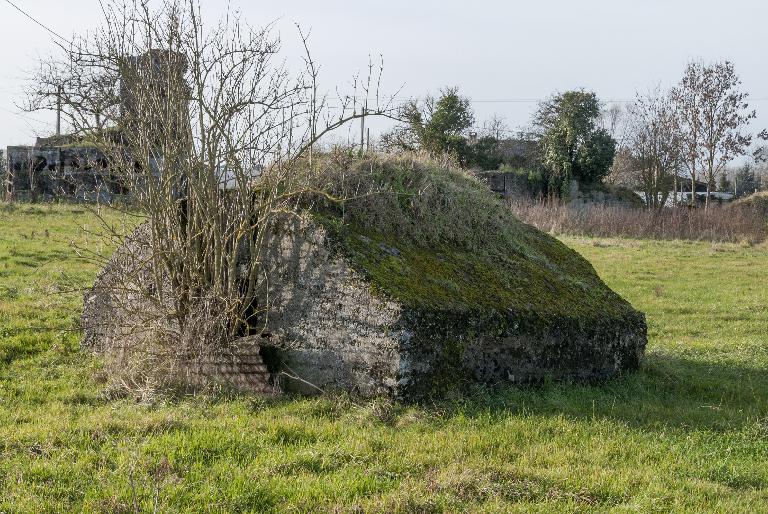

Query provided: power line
[5,0,768,107]
[466,97,768,104]
[328,96,768,106]
[0,106,48,124]
[5,0,768,129]
[2,0,69,43]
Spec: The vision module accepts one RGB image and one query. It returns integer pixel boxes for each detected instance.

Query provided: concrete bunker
[81,157,648,399]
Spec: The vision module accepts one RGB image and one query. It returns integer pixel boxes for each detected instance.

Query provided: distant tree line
[383,60,766,208]
[382,87,618,198]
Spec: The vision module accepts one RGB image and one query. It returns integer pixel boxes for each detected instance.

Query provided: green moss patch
[311,155,638,324]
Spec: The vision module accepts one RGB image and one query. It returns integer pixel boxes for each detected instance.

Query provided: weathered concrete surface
[259,220,405,396]
[395,309,646,399]
[83,217,647,399]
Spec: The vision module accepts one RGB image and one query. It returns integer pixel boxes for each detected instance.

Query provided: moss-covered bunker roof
[317,216,632,321]
[309,155,638,323]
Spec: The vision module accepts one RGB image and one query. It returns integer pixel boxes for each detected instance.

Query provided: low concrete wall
[6,145,126,202]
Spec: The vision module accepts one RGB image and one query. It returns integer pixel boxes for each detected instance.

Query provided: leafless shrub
[624,87,681,209]
[509,198,767,243]
[31,0,397,395]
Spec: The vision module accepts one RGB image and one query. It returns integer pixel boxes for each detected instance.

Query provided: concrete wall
[6,145,125,202]
[261,219,404,397]
[478,170,536,199]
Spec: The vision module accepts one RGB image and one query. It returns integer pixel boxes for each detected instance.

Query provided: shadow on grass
[21,347,760,438]
[426,353,768,432]
[134,347,768,435]
[177,350,768,436]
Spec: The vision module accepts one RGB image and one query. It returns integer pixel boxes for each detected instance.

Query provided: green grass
[1,204,767,512]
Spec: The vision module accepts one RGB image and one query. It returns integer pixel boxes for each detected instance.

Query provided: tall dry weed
[509,198,767,243]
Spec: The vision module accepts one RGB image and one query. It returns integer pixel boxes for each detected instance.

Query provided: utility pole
[56,84,62,136]
[673,174,678,207]
[1,149,9,202]
[359,108,365,151]
[359,100,367,152]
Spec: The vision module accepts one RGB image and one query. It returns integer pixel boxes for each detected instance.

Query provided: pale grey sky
[1,0,766,149]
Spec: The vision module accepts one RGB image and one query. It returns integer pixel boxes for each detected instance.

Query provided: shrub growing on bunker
[48,0,393,397]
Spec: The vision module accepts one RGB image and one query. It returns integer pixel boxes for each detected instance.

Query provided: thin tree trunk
[690,175,695,207]
[705,177,711,210]
[673,174,678,207]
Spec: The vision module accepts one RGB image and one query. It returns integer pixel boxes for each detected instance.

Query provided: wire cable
[2,0,69,43]
[0,105,48,124]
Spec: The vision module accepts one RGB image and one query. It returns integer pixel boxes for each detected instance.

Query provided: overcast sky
[1,0,766,150]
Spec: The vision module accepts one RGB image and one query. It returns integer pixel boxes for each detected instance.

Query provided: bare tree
[671,61,756,208]
[601,103,625,144]
[27,0,395,392]
[753,129,768,164]
[625,87,681,209]
[25,61,118,133]
[482,114,510,140]
[605,147,637,189]
[671,63,704,207]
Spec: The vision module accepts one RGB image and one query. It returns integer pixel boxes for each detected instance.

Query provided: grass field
[1,203,767,513]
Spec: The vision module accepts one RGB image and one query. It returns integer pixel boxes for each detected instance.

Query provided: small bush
[729,192,768,220]
[310,151,525,254]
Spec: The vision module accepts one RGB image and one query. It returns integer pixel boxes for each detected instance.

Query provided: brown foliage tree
[25,0,395,392]
[671,61,756,208]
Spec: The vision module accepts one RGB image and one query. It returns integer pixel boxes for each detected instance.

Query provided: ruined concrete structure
[120,49,190,145]
[79,147,647,400]
[476,170,643,209]
[4,49,187,202]
[477,169,538,199]
[260,220,647,397]
[82,217,648,399]
[5,145,127,202]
